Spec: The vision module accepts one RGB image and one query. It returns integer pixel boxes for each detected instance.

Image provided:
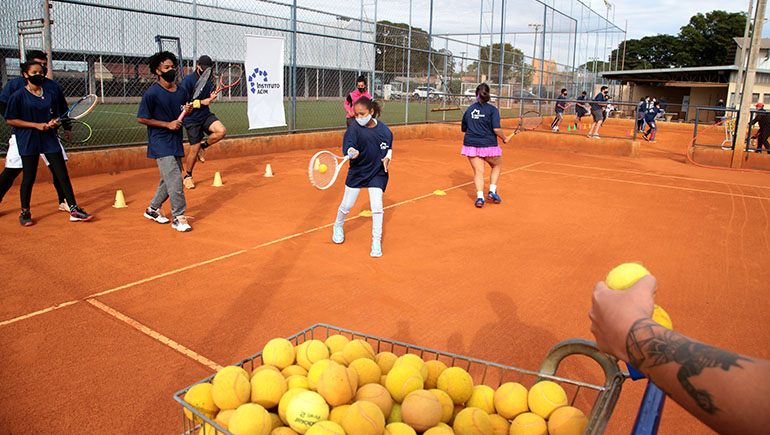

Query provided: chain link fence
[1,0,624,152]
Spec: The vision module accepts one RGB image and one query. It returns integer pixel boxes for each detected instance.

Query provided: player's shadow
[448,169,477,200]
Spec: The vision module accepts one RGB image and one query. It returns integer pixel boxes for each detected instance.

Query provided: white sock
[477,191,484,199]
[489,184,497,193]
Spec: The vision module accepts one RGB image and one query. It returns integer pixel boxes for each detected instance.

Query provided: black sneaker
[143,207,170,224]
[19,210,33,227]
[69,206,94,222]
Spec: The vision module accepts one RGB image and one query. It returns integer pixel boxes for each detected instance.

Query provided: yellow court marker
[433,189,447,196]
[359,210,373,217]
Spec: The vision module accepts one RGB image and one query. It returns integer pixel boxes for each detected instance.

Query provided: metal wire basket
[174,323,628,435]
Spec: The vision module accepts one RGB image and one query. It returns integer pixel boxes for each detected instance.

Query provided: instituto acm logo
[248,67,281,95]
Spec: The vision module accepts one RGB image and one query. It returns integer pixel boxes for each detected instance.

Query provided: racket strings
[520,113,543,130]
[59,121,92,144]
[67,95,97,120]
[219,66,242,87]
[309,153,338,188]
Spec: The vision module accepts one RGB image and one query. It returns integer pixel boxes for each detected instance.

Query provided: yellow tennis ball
[305,420,345,435]
[269,413,282,430]
[317,364,359,406]
[509,412,547,435]
[282,365,309,378]
[428,389,453,423]
[330,352,349,366]
[453,407,492,435]
[605,263,650,290]
[230,403,272,435]
[272,428,300,435]
[375,352,398,375]
[527,381,567,419]
[354,383,393,418]
[287,375,311,390]
[297,340,331,370]
[341,401,386,435]
[493,382,528,419]
[264,338,297,370]
[252,365,282,379]
[436,367,474,405]
[466,385,496,414]
[184,382,219,422]
[488,414,509,435]
[251,369,288,409]
[213,366,252,410]
[342,339,376,363]
[325,335,350,354]
[286,391,329,434]
[279,388,308,425]
[329,405,351,424]
[547,406,588,435]
[385,422,417,435]
[308,359,338,390]
[387,403,402,423]
[213,365,250,384]
[423,426,453,435]
[393,354,428,381]
[653,304,673,329]
[401,389,443,432]
[349,358,382,386]
[318,164,328,174]
[424,360,447,389]
[385,365,424,403]
[216,409,235,429]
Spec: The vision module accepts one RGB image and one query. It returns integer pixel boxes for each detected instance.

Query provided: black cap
[197,55,213,67]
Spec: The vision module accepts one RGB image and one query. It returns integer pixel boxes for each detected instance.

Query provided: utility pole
[528,23,541,92]
[734,0,754,107]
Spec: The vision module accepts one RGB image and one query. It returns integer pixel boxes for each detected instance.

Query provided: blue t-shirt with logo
[343,120,392,191]
[180,71,212,124]
[137,83,189,159]
[643,107,661,123]
[590,92,607,112]
[576,95,587,114]
[555,95,567,113]
[461,102,501,148]
[0,76,69,119]
[4,87,65,155]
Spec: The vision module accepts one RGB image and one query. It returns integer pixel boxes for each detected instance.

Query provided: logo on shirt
[380,142,388,150]
[248,67,280,94]
[471,109,485,120]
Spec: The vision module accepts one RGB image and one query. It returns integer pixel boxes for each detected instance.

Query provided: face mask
[356,114,372,126]
[27,74,44,86]
[358,87,366,93]
[161,68,177,82]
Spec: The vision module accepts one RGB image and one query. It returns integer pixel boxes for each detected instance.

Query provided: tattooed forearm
[625,319,752,414]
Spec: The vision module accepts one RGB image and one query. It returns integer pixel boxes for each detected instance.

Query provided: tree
[610,35,684,69]
[375,21,435,75]
[468,43,530,85]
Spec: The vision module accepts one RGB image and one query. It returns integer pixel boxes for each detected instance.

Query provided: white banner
[246,35,286,129]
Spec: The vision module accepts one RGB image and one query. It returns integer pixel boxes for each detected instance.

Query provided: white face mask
[356,114,372,126]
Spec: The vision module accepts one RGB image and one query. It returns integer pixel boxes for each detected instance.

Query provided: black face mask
[358,87,366,93]
[161,68,177,82]
[27,74,45,86]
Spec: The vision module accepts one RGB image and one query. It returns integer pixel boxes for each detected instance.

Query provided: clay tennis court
[1,118,769,434]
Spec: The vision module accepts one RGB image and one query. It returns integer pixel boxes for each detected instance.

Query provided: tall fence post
[43,0,53,78]
[405,0,412,124]
[425,0,434,122]
[497,0,506,110]
[291,0,298,131]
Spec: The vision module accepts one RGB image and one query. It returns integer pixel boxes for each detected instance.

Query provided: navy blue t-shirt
[137,83,189,159]
[461,102,501,148]
[0,76,68,119]
[4,87,65,155]
[575,95,587,114]
[343,120,393,191]
[590,92,606,112]
[180,71,212,124]
[643,107,661,123]
[555,95,567,113]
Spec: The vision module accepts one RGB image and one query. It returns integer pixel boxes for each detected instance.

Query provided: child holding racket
[332,96,392,257]
[180,55,227,189]
[137,51,193,232]
[4,61,92,226]
[461,83,509,208]
[343,75,372,127]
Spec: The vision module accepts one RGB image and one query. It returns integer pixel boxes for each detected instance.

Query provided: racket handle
[506,132,515,140]
[177,110,187,122]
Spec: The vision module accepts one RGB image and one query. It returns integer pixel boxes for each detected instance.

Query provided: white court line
[0,161,542,328]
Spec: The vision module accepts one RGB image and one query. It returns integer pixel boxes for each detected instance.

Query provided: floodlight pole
[732,0,766,168]
[734,0,754,107]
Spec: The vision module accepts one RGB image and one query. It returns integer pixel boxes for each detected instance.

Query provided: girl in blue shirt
[461,83,509,208]
[332,97,392,257]
[4,61,92,226]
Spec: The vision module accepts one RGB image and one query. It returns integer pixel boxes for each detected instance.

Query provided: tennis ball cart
[175,323,666,434]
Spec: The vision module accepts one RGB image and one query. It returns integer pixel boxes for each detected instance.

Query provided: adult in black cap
[179,55,227,189]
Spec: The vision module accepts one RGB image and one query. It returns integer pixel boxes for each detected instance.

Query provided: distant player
[750,102,770,154]
[137,51,193,232]
[460,83,509,208]
[636,97,646,132]
[587,86,609,139]
[643,101,662,142]
[180,55,227,189]
[551,88,569,132]
[344,75,372,127]
[331,97,392,257]
[574,91,588,129]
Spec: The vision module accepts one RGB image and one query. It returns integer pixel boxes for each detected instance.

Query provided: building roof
[732,37,770,50]
[600,66,737,84]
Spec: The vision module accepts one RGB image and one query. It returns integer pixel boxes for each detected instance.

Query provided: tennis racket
[57,120,93,144]
[177,67,212,121]
[308,150,352,190]
[213,65,242,95]
[56,94,97,122]
[506,111,543,139]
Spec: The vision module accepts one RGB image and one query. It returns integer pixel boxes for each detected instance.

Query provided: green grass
[0,100,525,152]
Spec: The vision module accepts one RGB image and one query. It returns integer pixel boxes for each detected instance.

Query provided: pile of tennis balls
[184,336,589,435]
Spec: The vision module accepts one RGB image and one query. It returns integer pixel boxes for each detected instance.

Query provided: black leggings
[0,165,67,204]
[20,153,75,210]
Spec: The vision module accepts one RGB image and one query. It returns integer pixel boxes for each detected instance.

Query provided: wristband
[193,100,201,109]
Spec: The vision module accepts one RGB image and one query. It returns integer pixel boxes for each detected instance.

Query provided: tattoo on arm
[625,319,751,415]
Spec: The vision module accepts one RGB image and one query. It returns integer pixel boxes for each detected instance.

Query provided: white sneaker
[172,215,192,232]
[144,207,170,224]
[370,240,382,257]
[332,226,344,244]
[58,199,69,212]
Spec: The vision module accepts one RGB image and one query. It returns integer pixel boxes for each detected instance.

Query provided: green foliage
[467,43,531,85]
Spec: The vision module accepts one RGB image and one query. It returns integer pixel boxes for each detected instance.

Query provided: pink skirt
[461,146,502,157]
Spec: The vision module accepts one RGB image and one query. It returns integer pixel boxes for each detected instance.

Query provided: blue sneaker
[370,240,382,257]
[487,191,502,203]
[475,198,485,208]
[332,226,344,244]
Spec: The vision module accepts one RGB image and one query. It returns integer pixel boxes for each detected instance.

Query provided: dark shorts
[184,113,219,145]
[591,109,603,122]
[576,108,587,117]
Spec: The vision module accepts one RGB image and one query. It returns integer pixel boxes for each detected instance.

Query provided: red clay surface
[1,119,769,434]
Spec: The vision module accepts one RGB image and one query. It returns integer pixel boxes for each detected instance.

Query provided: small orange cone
[264,164,274,177]
[113,190,128,208]
[212,171,224,187]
